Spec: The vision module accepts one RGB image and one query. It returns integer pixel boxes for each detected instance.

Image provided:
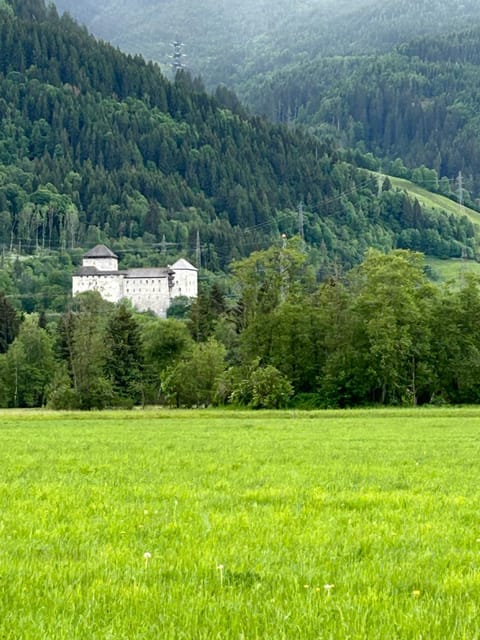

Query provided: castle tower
[82,244,118,272]
[170,258,198,298]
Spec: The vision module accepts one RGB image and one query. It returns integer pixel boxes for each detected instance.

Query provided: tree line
[2,246,480,409]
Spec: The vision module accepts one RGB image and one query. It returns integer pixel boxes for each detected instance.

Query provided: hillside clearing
[386,175,480,225]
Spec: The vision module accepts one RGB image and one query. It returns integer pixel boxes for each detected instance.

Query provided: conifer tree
[104,303,144,405]
[0,292,21,354]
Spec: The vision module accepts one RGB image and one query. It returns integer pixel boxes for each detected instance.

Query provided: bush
[230,363,293,409]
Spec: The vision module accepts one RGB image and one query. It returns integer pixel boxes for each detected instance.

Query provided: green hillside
[386,176,480,226]
[425,256,480,281]
[374,172,480,281]
[0,0,479,313]
[49,1,480,209]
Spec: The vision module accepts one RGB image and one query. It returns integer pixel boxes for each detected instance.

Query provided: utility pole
[298,201,305,242]
[195,229,201,268]
[457,171,464,211]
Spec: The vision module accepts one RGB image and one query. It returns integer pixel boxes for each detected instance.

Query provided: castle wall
[171,269,198,298]
[124,275,170,317]
[72,273,124,302]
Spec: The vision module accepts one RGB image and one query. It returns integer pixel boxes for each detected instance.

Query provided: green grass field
[373,172,480,283]
[1,408,480,639]
[377,174,480,226]
[426,256,480,282]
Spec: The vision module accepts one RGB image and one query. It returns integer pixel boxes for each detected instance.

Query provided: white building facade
[72,245,198,317]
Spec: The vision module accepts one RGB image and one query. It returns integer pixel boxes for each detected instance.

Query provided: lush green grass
[375,172,480,282]
[385,175,480,225]
[426,256,480,282]
[1,408,480,638]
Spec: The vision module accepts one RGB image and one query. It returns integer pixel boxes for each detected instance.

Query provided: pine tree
[104,303,144,404]
[0,292,21,354]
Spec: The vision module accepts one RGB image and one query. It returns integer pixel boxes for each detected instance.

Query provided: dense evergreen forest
[52,0,480,203]
[1,0,476,314]
[245,27,480,202]
[52,0,480,89]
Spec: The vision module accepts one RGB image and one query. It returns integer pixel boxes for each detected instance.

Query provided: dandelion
[303,584,309,589]
[217,564,225,587]
[412,589,421,598]
[143,551,152,567]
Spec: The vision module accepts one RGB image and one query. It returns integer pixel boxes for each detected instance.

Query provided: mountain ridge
[51,0,480,88]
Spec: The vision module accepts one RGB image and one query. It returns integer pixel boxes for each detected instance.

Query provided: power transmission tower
[170,39,186,72]
[457,171,468,261]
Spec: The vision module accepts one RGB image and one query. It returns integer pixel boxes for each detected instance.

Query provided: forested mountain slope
[244,27,480,202]
[48,0,480,208]
[51,0,480,90]
[0,0,478,315]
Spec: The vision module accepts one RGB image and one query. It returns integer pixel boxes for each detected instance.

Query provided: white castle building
[72,244,198,317]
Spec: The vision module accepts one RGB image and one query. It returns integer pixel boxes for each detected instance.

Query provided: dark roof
[73,267,170,278]
[125,268,168,278]
[83,244,118,259]
[73,266,127,276]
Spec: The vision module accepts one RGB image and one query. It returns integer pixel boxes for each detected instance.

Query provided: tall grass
[1,408,479,638]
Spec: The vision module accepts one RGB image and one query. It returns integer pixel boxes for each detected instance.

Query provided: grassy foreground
[1,408,480,639]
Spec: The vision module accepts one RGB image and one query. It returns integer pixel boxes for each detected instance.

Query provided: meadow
[386,175,480,225]
[1,407,480,639]
[425,257,480,283]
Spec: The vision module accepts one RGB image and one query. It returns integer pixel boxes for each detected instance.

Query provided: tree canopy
[1,247,478,410]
